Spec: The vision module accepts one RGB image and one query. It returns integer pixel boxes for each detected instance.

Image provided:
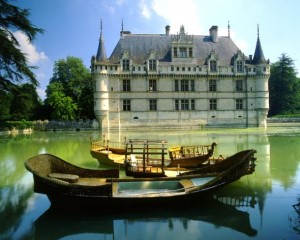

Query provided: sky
[13,0,300,99]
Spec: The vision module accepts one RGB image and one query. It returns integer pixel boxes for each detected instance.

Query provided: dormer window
[173,48,178,57]
[189,48,193,57]
[149,59,156,71]
[237,60,243,72]
[122,59,130,71]
[179,48,187,58]
[210,60,217,72]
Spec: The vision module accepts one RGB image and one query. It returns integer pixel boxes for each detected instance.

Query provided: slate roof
[108,33,241,66]
[252,36,267,64]
[96,34,107,62]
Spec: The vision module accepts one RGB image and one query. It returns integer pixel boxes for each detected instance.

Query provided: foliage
[47,82,77,120]
[0,0,44,89]
[0,83,42,121]
[268,53,300,116]
[0,89,13,120]
[5,120,34,130]
[46,57,94,119]
[9,83,42,120]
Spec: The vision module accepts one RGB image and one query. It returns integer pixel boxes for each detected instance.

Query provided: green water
[1,126,300,239]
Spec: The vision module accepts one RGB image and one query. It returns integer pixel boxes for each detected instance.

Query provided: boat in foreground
[25,150,256,210]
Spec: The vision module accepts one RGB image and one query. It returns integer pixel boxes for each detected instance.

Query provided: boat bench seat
[179,179,196,192]
[48,173,79,183]
[75,178,108,186]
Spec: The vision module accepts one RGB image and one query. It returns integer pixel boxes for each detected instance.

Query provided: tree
[46,82,77,120]
[0,0,44,90]
[0,89,13,121]
[46,56,94,119]
[9,83,42,120]
[269,53,300,116]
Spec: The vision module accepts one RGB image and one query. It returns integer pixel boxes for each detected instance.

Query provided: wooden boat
[178,149,257,176]
[35,187,258,238]
[90,137,217,169]
[90,138,126,167]
[168,142,217,168]
[24,150,257,210]
[124,139,256,178]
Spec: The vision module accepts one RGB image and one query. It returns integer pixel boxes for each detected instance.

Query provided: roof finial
[100,18,103,36]
[121,18,124,32]
[228,20,231,38]
[257,24,260,37]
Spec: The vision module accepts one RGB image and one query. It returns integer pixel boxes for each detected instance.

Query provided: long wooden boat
[168,142,217,168]
[24,150,257,210]
[124,139,256,178]
[35,187,258,238]
[90,138,217,169]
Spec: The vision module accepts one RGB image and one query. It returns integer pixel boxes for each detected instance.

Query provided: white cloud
[139,0,249,54]
[37,88,46,100]
[150,0,203,34]
[139,0,152,19]
[116,0,124,6]
[103,2,115,14]
[13,31,48,65]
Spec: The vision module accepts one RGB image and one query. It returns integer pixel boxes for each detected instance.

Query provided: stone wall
[33,119,100,131]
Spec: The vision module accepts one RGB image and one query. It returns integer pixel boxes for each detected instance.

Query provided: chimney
[165,25,170,35]
[209,25,218,43]
[249,55,253,61]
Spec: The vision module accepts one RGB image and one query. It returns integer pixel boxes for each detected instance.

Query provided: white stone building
[91,23,270,129]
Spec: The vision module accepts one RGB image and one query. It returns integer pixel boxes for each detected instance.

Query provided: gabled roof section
[252,26,267,64]
[96,20,107,62]
[109,30,240,65]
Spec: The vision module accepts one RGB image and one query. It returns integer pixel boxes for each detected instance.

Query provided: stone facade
[91,23,270,129]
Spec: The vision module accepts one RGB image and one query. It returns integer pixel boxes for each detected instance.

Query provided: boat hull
[25,149,257,212]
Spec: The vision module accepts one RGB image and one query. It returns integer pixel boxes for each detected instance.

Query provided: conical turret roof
[96,20,107,62]
[253,27,267,64]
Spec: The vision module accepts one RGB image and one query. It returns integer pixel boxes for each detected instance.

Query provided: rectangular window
[236,80,243,92]
[236,99,243,110]
[171,66,174,71]
[209,80,217,92]
[181,99,189,110]
[209,99,217,110]
[210,60,217,72]
[173,48,177,57]
[190,80,195,91]
[179,47,187,58]
[237,61,243,72]
[149,59,156,71]
[189,48,193,57]
[123,99,131,111]
[123,79,131,92]
[175,99,179,110]
[175,80,179,91]
[149,99,157,111]
[149,79,157,91]
[191,99,195,110]
[180,80,189,91]
[209,61,217,72]
[122,59,130,71]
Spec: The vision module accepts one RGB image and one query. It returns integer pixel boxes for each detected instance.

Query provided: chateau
[91,23,270,129]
